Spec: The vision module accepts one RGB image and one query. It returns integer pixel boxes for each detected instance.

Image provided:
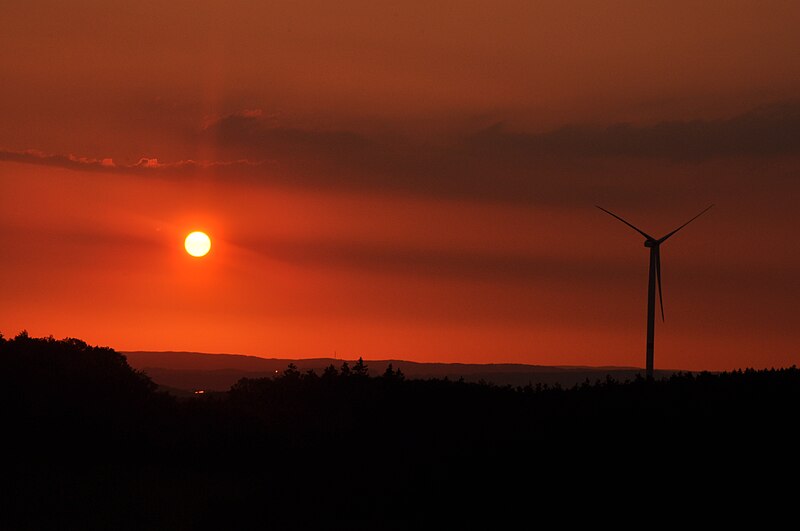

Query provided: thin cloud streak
[0,149,266,174]
[4,102,798,209]
[248,237,640,283]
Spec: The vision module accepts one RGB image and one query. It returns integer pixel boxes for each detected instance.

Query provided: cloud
[205,102,800,167]
[0,149,114,172]
[465,102,800,161]
[201,110,548,200]
[201,102,800,199]
[206,110,373,163]
[4,102,799,207]
[0,149,265,174]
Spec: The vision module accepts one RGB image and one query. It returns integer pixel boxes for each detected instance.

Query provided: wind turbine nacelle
[644,240,658,248]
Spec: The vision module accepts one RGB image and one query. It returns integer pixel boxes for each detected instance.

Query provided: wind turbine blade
[655,247,664,322]
[596,206,655,240]
[657,204,714,244]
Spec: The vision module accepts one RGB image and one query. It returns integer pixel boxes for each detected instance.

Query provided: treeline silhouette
[2,332,798,529]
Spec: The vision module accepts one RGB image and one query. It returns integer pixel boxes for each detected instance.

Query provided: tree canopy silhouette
[3,332,798,529]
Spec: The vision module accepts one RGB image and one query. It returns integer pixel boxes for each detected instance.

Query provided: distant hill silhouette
[124,350,679,391]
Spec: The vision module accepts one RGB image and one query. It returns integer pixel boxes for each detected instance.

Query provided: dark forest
[2,333,797,529]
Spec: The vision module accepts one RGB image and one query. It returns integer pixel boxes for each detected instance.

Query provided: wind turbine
[597,204,714,379]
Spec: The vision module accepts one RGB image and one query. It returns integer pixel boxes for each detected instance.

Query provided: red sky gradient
[2,1,799,370]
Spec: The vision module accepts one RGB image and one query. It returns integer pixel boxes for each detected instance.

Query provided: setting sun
[184,231,211,257]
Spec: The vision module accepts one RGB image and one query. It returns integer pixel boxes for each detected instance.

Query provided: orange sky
[1,1,799,370]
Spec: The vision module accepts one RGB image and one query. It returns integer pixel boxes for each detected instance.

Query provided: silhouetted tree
[340,361,351,377]
[2,331,159,402]
[383,363,405,381]
[1,331,171,465]
[283,363,301,379]
[322,364,339,379]
[352,357,368,377]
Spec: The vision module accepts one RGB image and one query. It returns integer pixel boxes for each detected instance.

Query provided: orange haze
[2,1,799,370]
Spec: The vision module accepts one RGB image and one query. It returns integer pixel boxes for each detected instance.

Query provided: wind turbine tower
[597,205,714,379]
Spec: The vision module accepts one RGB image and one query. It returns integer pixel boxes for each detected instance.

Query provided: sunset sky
[2,1,799,370]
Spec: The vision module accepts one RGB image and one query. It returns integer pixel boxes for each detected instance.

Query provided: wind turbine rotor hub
[644,240,658,248]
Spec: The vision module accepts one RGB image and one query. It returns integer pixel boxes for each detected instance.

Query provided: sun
[184,231,211,257]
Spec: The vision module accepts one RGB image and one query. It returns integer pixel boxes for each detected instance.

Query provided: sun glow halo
[184,231,211,257]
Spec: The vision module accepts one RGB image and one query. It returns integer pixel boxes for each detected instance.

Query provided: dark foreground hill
[124,350,673,391]
[3,333,798,529]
